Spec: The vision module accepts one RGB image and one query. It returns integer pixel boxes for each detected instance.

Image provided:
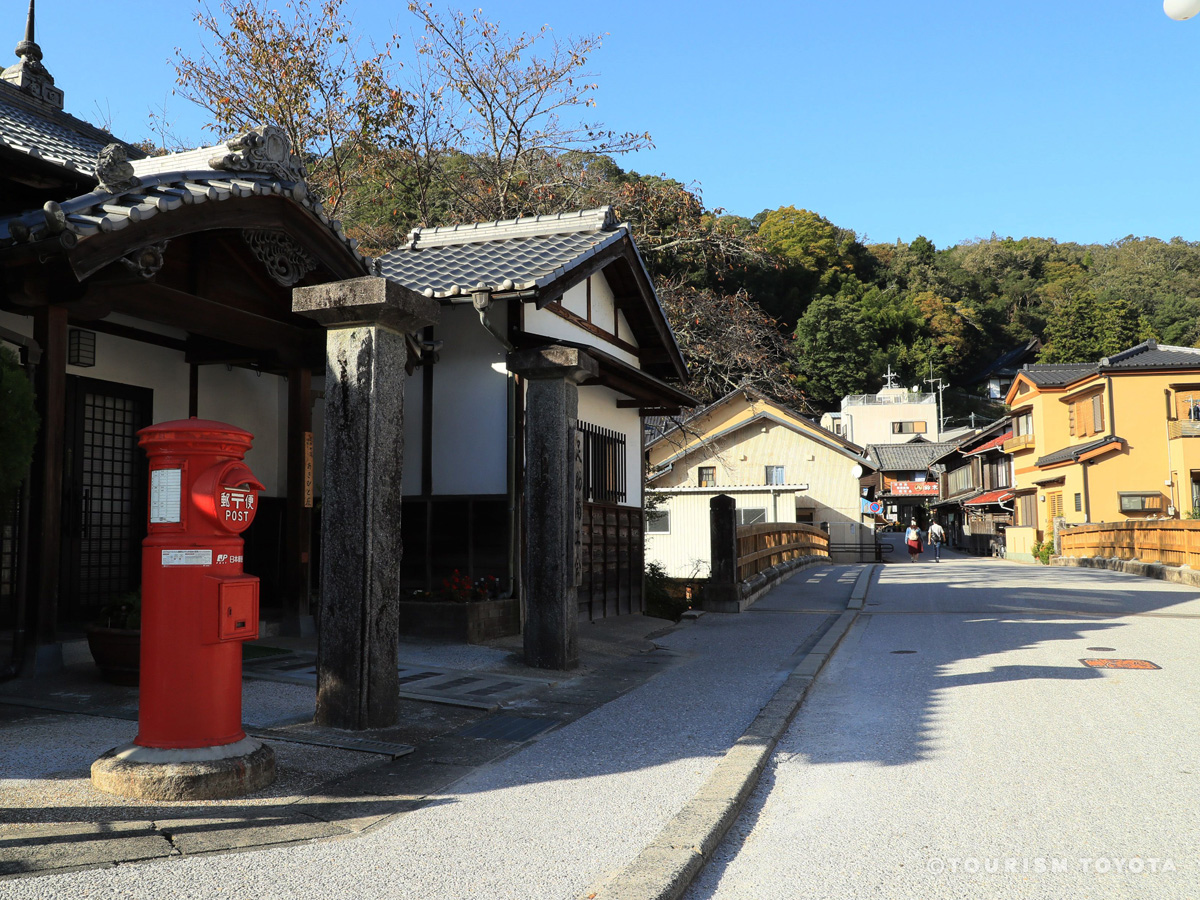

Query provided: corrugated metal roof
[376,207,624,299]
[965,490,1014,507]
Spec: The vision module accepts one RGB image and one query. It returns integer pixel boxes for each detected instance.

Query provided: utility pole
[924,362,948,440]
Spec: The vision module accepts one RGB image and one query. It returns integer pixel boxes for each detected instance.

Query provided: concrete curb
[1051,554,1200,587]
[580,568,872,900]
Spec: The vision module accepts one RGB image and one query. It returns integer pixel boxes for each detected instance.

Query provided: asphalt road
[686,549,1200,899]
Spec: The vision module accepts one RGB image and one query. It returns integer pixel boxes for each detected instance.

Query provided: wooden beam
[85,282,315,353]
[66,194,366,282]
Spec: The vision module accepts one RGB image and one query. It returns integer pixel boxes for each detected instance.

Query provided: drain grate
[457,714,559,742]
[890,650,917,655]
[1086,647,1116,652]
[1081,658,1160,670]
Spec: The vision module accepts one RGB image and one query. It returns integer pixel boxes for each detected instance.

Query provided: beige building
[821,382,941,447]
[645,389,876,577]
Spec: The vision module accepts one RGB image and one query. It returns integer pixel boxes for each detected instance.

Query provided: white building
[645,389,876,578]
[820,381,940,447]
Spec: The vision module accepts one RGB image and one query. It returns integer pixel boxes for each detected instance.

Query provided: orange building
[1004,341,1200,562]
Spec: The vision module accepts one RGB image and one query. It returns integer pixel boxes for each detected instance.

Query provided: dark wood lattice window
[579,421,627,505]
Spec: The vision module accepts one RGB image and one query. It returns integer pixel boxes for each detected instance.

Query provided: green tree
[793,290,876,408]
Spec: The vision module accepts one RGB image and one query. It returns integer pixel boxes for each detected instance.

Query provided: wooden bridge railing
[735,522,830,582]
[1059,520,1200,568]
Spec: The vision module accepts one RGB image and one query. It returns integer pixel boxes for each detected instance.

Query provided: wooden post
[27,304,67,671]
[283,367,313,634]
[703,494,740,613]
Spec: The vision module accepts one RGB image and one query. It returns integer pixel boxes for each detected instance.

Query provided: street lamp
[1165,0,1200,21]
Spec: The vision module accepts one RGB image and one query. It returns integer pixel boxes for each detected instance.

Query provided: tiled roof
[1020,341,1200,388]
[865,442,956,472]
[0,82,138,177]
[1101,340,1200,370]
[1035,435,1124,468]
[376,207,624,299]
[1020,362,1097,387]
[0,126,369,270]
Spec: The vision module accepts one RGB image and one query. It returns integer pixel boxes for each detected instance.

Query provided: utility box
[135,418,264,750]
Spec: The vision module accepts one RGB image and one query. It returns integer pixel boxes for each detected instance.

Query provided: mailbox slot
[206,575,260,643]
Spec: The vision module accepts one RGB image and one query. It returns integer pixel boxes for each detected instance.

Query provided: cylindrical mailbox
[136,418,263,749]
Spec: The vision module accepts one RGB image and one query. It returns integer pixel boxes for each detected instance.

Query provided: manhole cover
[891,650,917,655]
[1080,658,1160,670]
[1086,647,1116,652]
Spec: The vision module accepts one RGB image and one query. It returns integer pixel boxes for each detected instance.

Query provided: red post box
[135,418,264,749]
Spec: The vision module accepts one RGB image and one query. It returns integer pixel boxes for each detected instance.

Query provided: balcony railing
[841,392,936,406]
[1168,419,1200,439]
[1003,433,1035,452]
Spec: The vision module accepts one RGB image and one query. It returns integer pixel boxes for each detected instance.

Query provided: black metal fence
[579,421,626,505]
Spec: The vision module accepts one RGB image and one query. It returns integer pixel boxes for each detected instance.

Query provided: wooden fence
[736,522,830,582]
[1059,520,1200,569]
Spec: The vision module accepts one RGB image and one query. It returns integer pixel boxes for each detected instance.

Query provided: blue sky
[20,1,1200,248]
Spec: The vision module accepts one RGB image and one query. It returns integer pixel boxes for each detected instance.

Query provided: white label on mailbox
[150,468,182,524]
[161,549,213,567]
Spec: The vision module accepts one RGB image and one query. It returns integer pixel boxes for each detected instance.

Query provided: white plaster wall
[843,401,939,446]
[523,274,641,369]
[577,385,643,507]
[0,311,287,495]
[645,492,717,579]
[400,366,423,495]
[430,302,509,495]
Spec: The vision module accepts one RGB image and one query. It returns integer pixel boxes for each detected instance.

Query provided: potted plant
[397,571,519,643]
[86,591,141,685]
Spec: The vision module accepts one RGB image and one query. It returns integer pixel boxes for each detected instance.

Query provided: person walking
[904,519,923,563]
[928,519,946,562]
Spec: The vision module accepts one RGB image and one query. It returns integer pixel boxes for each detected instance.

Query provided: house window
[1047,491,1064,521]
[645,510,670,534]
[1016,493,1037,526]
[947,465,973,496]
[1119,492,1165,513]
[796,508,815,523]
[737,508,766,526]
[1074,493,1082,512]
[986,459,1010,489]
[1014,412,1033,437]
[1070,392,1105,438]
[579,421,627,504]
[698,466,716,488]
[765,465,785,485]
[891,421,928,434]
[1178,391,1200,421]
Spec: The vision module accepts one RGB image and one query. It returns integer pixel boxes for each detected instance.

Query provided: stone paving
[0,567,857,894]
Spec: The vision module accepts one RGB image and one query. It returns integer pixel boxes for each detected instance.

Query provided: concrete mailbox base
[91,737,275,801]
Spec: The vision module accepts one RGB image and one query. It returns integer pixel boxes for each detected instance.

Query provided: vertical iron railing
[579,421,627,505]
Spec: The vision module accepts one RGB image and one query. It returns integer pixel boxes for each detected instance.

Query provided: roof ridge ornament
[209,126,306,182]
[95,144,141,194]
[2,0,63,109]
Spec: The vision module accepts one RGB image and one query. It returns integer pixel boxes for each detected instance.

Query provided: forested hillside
[169,0,1200,417]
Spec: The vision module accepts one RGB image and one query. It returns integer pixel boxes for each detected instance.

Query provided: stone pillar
[508,345,599,670]
[702,494,741,613]
[293,277,438,730]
